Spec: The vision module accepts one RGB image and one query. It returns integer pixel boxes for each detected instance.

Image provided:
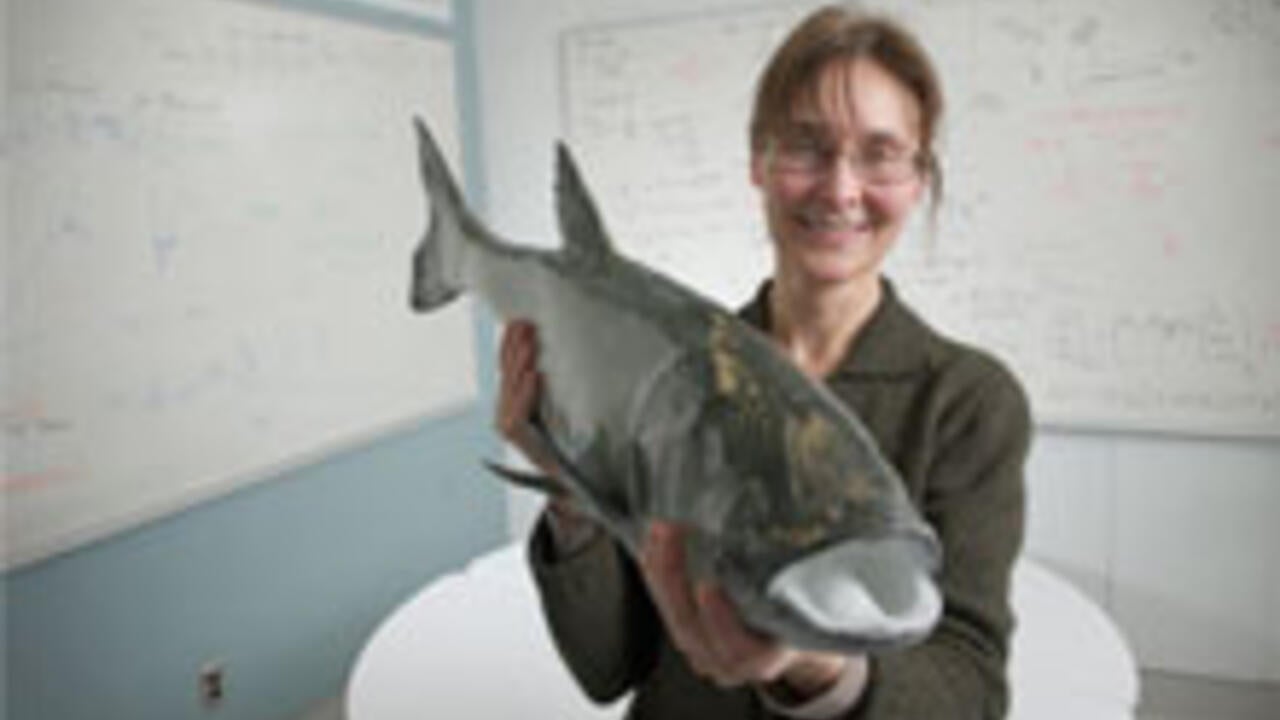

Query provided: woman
[497,6,1031,718]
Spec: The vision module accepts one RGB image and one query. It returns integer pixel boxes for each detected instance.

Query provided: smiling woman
[503,6,1034,719]
[752,56,928,305]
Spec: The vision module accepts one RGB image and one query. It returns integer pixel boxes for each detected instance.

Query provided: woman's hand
[639,521,866,701]
[496,319,599,553]
[496,319,559,476]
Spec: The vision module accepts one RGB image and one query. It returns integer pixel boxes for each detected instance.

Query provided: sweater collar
[737,276,934,379]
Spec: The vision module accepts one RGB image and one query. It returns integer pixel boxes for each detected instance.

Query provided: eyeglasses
[767,134,923,186]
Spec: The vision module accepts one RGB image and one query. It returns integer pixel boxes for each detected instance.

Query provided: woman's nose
[815,156,866,206]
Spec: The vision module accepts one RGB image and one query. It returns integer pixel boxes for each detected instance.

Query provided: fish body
[409,118,941,653]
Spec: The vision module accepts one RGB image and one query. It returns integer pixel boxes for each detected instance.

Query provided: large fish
[408,117,942,653]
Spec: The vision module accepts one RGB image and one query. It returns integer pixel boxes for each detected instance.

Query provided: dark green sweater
[529,278,1031,719]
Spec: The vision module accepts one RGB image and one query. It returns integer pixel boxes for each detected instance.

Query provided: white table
[347,543,1139,719]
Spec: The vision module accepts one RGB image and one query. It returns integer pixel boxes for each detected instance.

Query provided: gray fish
[409,117,941,653]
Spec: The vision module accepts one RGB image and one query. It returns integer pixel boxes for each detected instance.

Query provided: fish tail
[410,116,470,312]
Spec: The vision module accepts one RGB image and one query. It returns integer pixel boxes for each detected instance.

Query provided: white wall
[474,0,1280,683]
[1026,432,1280,681]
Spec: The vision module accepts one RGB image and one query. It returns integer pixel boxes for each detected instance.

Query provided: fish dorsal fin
[556,142,615,266]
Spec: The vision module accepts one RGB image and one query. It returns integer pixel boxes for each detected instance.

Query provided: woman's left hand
[639,521,863,698]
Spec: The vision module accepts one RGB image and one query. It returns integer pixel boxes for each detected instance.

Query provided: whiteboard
[3,0,475,569]
[559,0,1280,437]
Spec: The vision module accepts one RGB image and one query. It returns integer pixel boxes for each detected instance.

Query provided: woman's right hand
[496,319,558,477]
[499,320,599,551]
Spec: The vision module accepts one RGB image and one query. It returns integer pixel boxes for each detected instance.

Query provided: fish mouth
[764,536,941,644]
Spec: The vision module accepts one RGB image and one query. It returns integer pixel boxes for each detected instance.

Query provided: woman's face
[752,58,927,289]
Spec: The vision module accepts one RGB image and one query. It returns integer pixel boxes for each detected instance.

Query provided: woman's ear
[913,168,930,204]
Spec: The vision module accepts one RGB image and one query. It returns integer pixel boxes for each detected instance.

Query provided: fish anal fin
[483,460,567,497]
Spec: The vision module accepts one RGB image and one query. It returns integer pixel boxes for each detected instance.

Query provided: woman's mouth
[794,209,873,245]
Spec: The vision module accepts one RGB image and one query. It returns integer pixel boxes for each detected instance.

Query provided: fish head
[705,404,943,652]
[688,315,943,652]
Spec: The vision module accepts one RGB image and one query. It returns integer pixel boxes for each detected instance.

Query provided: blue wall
[4,406,506,720]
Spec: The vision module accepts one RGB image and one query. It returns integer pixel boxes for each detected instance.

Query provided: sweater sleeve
[527,510,661,704]
[848,363,1031,720]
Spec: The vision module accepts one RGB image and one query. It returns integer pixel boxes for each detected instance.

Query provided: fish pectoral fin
[482,460,567,497]
[524,417,634,532]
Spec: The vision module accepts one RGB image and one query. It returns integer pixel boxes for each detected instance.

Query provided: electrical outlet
[198,662,226,709]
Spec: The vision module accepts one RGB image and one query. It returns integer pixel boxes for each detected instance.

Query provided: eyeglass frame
[763,128,927,187]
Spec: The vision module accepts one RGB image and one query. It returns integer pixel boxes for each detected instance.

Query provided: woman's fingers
[641,524,700,641]
[497,372,523,436]
[695,583,792,684]
[641,524,716,671]
[498,319,519,372]
[500,320,536,373]
[496,320,537,436]
[641,522,801,687]
[494,320,561,476]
